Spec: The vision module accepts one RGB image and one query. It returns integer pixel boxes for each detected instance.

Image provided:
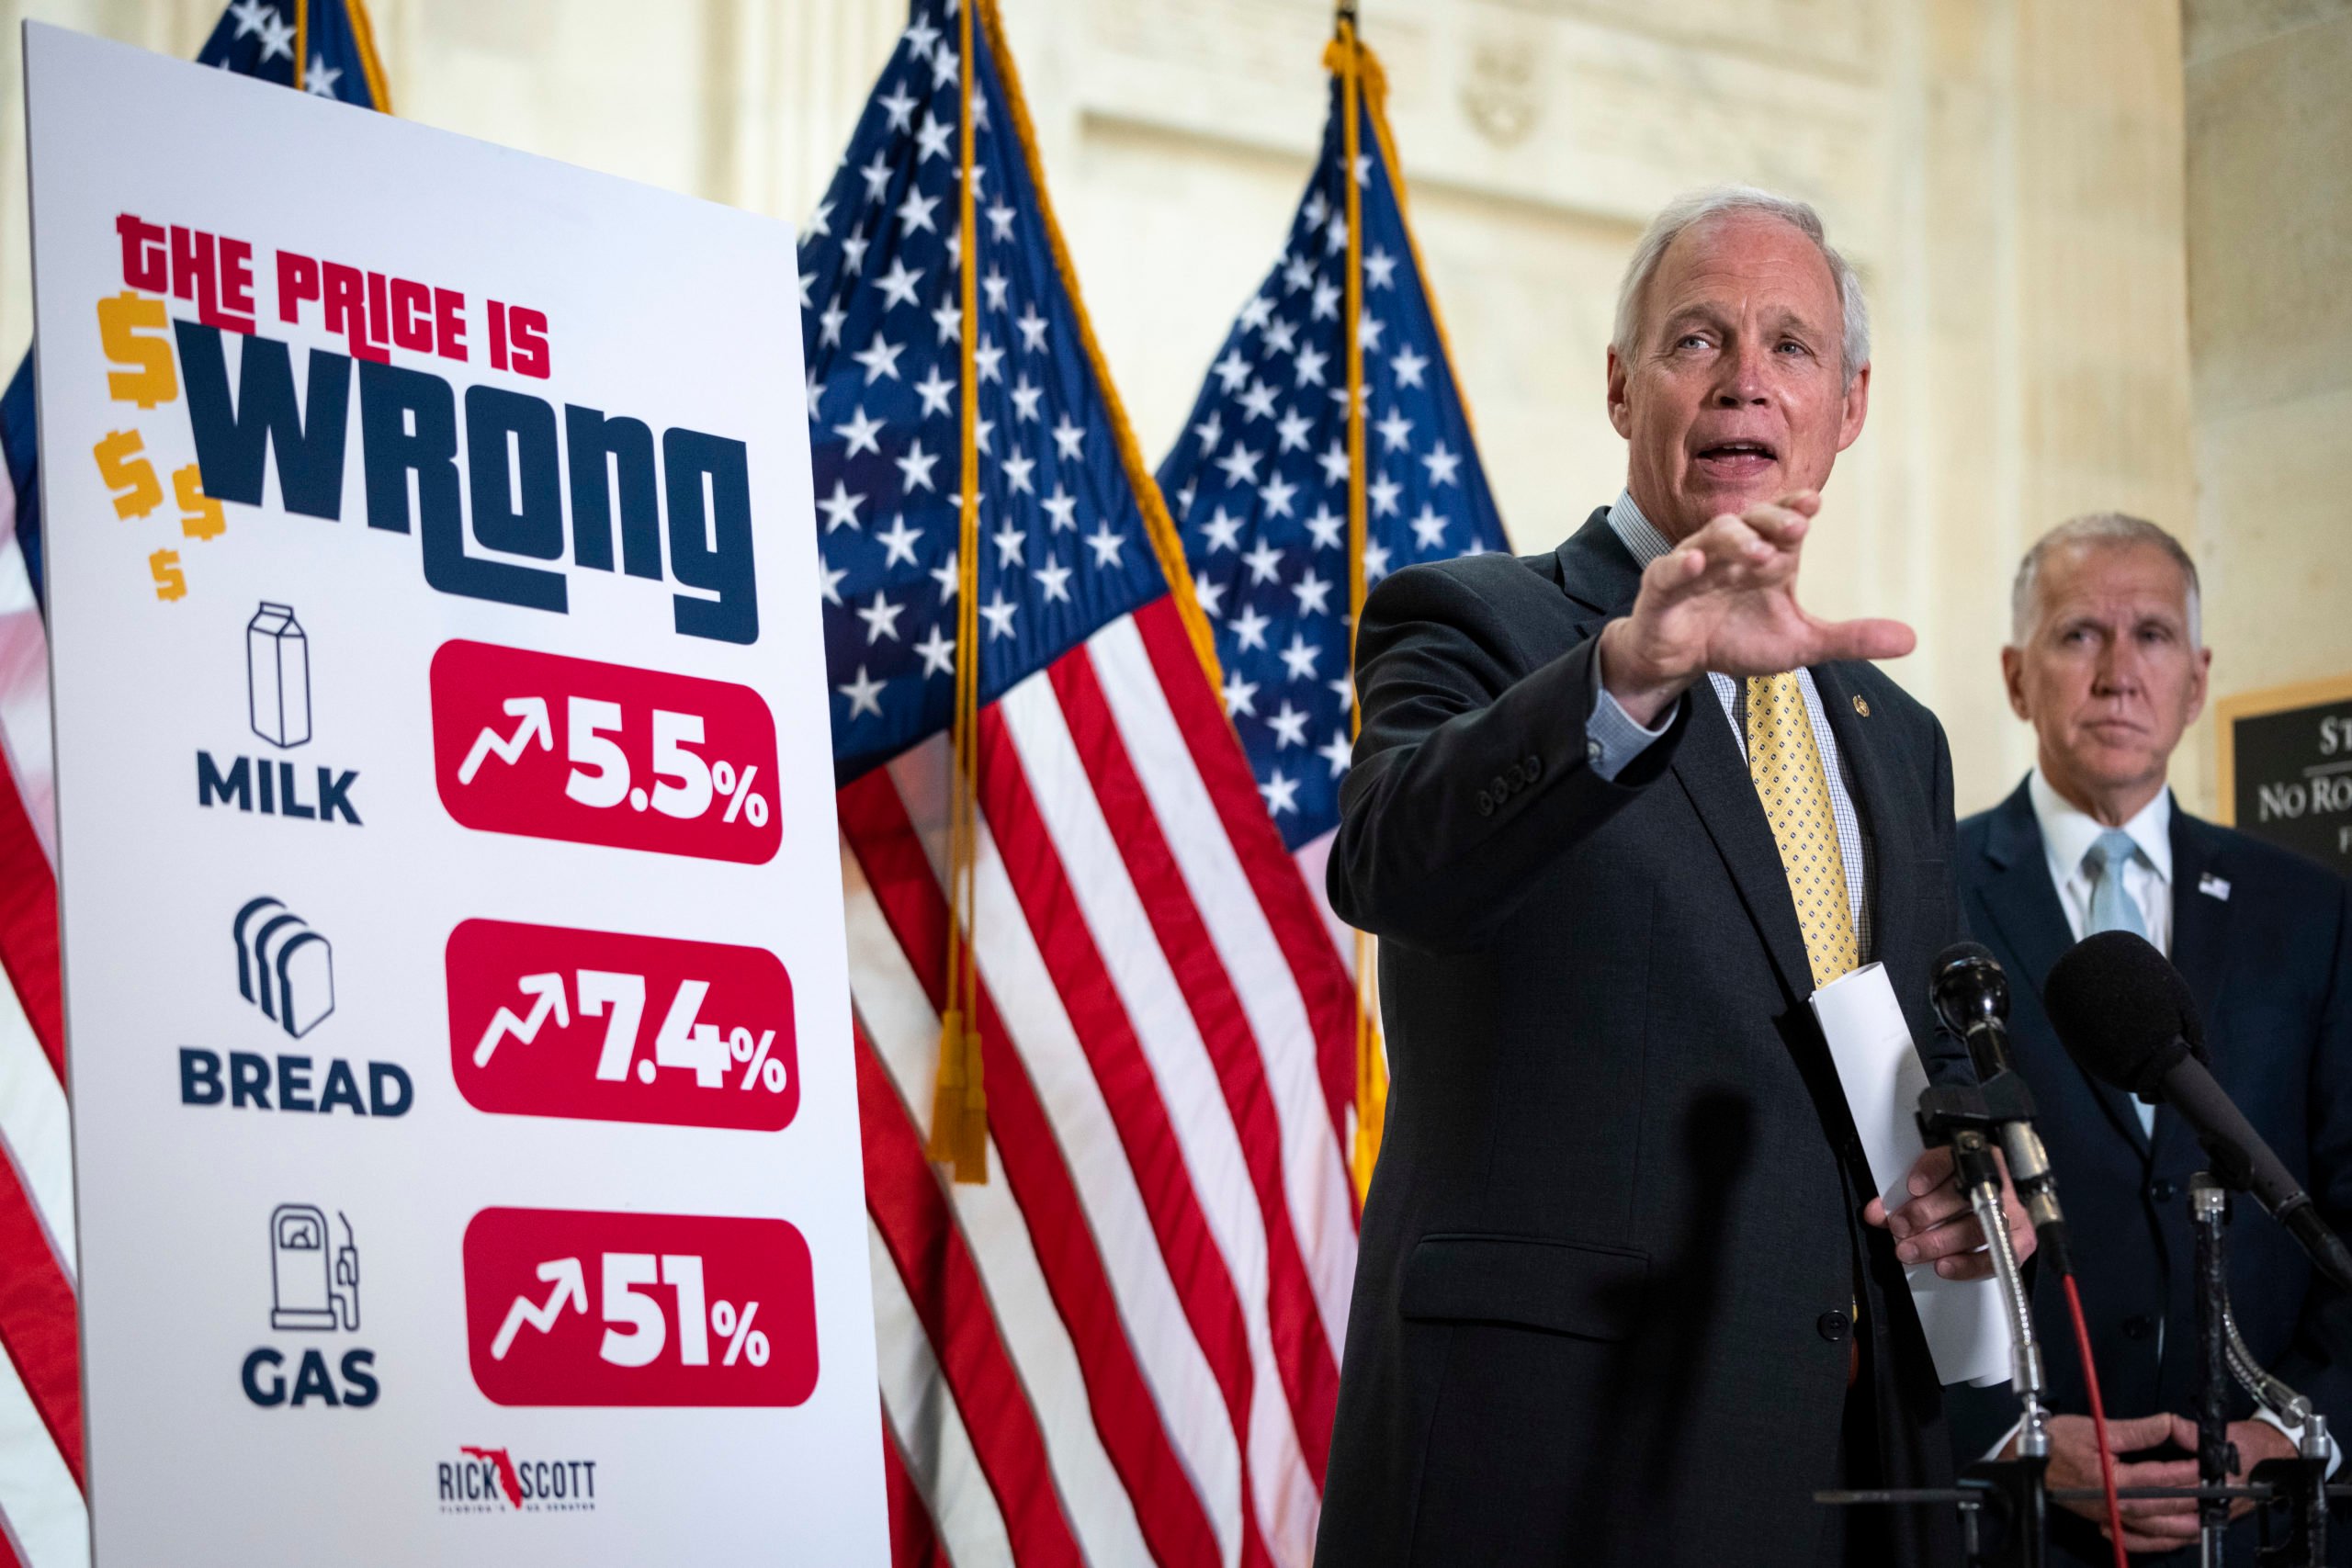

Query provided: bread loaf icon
[233,897,335,1038]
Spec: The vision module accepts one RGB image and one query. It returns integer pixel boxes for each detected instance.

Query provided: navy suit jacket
[1951,778,2352,1562]
[1316,512,1969,1568]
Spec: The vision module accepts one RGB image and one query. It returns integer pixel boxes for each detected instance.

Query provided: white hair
[1611,185,1870,387]
[2010,513,2203,646]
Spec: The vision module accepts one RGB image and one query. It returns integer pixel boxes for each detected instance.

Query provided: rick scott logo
[437,1446,599,1515]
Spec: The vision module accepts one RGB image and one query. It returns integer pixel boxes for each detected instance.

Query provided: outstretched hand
[1597,492,1916,727]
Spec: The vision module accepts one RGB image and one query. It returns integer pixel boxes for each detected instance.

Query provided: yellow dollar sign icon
[174,465,226,541]
[93,430,163,520]
[97,291,176,409]
[148,548,186,602]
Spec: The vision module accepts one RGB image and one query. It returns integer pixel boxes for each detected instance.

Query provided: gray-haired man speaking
[1312,186,2026,1568]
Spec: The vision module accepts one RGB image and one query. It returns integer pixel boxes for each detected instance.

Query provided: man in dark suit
[1951,513,2352,1562]
[1314,186,2030,1568]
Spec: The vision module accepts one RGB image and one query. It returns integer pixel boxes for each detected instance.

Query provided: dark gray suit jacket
[1951,779,2352,1566]
[1314,511,1969,1567]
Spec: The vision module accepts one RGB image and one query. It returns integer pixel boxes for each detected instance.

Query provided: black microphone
[2045,930,2352,1295]
[1932,941,2069,1272]
[1934,940,2021,1079]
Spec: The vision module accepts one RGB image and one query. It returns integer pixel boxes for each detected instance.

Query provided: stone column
[2183,0,2352,807]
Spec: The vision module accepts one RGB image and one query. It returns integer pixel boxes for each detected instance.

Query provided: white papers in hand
[1811,962,2015,1388]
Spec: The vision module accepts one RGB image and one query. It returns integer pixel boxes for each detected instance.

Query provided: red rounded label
[430,639,782,863]
[447,919,797,1133]
[463,1208,818,1407]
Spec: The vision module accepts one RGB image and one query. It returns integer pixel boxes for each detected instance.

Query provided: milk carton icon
[247,602,311,749]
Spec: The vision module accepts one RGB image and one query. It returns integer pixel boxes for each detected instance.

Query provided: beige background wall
[1,0,2332,818]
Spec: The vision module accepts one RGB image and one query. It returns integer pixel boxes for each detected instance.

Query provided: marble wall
[0,0,2266,817]
[2182,0,2352,797]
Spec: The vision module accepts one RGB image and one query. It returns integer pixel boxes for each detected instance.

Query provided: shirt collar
[1606,489,1673,570]
[2028,768,2173,886]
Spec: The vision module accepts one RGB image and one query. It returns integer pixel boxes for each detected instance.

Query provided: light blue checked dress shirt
[1584,491,1875,963]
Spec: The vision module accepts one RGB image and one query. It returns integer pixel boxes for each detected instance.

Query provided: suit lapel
[1812,664,1950,1054]
[1810,665,1903,961]
[1975,780,2151,1157]
[1552,509,1642,624]
[2155,804,2237,1166]
[1668,697,1819,1007]
[2166,802,2235,1029]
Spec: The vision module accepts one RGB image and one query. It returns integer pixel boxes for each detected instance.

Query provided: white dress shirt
[2027,769,2172,1139]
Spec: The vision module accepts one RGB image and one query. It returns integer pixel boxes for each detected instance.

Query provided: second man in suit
[1951,513,2352,1561]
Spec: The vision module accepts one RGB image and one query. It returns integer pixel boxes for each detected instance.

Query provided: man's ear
[1836,361,1871,453]
[2001,644,2030,721]
[2184,644,2213,728]
[1607,346,1632,440]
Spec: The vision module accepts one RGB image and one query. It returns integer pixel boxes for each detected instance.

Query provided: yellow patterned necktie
[1746,673,1860,989]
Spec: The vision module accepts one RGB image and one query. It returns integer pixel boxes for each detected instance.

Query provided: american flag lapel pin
[2199,873,2231,901]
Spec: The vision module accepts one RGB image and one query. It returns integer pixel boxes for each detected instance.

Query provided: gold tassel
[927,1009,968,1161]
[928,1009,987,1182]
[1351,929,1387,1199]
[951,1021,988,1183]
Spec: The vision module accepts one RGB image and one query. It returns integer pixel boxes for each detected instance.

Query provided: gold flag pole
[928,0,989,1183]
[1326,4,1387,1202]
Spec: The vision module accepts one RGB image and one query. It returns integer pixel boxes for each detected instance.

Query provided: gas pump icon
[269,1205,359,1332]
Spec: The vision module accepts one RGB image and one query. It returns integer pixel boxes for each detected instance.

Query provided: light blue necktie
[2084,828,2155,1136]
[2083,829,2148,941]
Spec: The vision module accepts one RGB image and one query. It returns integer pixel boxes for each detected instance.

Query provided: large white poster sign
[25,23,887,1563]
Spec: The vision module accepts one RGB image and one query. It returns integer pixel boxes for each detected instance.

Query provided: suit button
[1476,791,1493,817]
[1490,775,1509,799]
[1523,754,1542,782]
[1817,1310,1850,1343]
[2150,1178,2177,1203]
[2122,1314,2156,1340]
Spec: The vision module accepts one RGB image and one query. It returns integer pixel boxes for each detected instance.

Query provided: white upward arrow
[490,1257,588,1360]
[470,973,570,1067]
[457,696,554,784]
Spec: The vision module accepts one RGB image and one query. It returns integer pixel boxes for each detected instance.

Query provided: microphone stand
[2188,1174,2333,1568]
[2196,1176,2235,1567]
[1917,1077,2051,1568]
[1817,1106,2345,1564]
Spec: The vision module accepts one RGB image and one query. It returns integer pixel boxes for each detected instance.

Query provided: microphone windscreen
[2043,931,2203,1098]
[1936,941,2001,973]
[1931,940,2011,1037]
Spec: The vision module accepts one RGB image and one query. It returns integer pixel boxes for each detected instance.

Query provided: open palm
[1600,493,1914,722]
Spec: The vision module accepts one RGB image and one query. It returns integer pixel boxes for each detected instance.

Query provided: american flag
[805,2,1358,1563]
[0,6,388,1564]
[1154,36,1508,934]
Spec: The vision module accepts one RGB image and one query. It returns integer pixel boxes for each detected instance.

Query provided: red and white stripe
[0,518,86,1568]
[843,592,1357,1567]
